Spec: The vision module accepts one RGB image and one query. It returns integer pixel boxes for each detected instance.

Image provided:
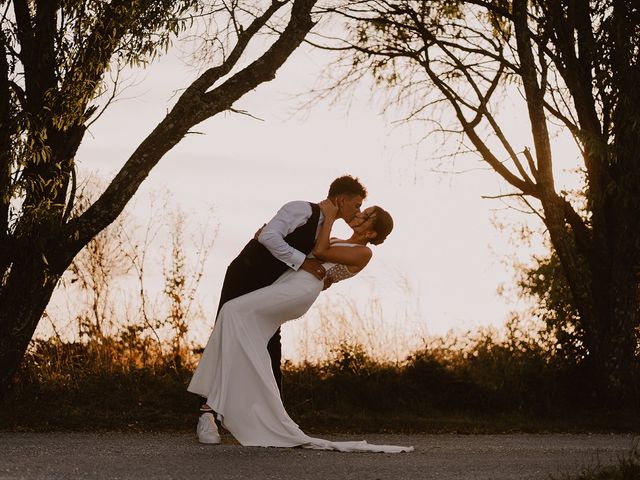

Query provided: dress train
[188,261,413,453]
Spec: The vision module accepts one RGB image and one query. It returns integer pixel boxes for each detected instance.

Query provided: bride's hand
[319,199,338,219]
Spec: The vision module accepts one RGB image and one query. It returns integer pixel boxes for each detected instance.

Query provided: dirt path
[1,432,636,479]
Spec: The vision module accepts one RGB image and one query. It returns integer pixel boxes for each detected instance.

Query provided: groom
[214,175,367,393]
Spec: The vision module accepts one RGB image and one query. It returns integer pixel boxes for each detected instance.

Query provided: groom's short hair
[328,175,367,199]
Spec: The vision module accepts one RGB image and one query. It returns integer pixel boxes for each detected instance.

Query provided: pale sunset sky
[44,27,582,361]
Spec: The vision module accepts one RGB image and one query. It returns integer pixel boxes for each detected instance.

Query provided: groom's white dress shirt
[257,201,324,271]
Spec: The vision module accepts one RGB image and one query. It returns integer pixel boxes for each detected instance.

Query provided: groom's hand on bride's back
[301,258,326,280]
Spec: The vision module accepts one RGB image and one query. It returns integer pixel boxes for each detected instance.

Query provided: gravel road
[0,432,637,480]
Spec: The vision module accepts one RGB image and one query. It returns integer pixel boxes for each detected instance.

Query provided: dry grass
[2,325,639,433]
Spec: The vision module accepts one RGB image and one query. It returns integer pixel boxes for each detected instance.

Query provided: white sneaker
[197,413,221,444]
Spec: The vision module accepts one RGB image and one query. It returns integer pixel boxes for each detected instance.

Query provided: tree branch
[561,196,592,255]
[12,0,32,64]
[62,0,318,263]
[513,0,554,192]
[187,0,287,95]
[421,51,535,196]
[59,0,137,122]
[546,1,606,198]
[0,27,12,266]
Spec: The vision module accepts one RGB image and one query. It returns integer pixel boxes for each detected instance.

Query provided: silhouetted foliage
[519,250,587,367]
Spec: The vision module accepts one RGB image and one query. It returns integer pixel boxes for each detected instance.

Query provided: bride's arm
[315,244,372,271]
[312,199,337,256]
[313,200,372,271]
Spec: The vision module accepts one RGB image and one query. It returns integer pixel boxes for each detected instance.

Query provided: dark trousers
[215,240,286,393]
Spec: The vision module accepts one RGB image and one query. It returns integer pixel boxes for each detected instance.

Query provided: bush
[3,324,639,433]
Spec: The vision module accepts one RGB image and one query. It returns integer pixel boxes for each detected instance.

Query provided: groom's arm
[257,201,313,271]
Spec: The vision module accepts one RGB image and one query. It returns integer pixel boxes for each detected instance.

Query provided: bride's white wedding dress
[188,243,413,453]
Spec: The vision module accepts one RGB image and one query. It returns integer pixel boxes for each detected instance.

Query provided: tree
[324,0,639,403]
[0,0,318,395]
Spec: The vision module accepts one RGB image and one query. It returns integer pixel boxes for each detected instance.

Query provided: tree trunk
[584,224,640,406]
[511,0,639,405]
[0,256,61,396]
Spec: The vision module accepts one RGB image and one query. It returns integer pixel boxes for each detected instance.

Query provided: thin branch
[187,0,288,95]
[419,50,536,196]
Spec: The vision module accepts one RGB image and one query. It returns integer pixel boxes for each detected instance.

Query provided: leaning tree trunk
[0,0,318,397]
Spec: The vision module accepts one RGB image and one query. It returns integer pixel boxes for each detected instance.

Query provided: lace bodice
[322,240,358,285]
[325,263,356,284]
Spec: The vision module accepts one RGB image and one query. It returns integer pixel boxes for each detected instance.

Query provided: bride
[188,199,413,453]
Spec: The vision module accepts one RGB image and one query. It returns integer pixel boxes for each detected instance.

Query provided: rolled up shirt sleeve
[257,201,312,271]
